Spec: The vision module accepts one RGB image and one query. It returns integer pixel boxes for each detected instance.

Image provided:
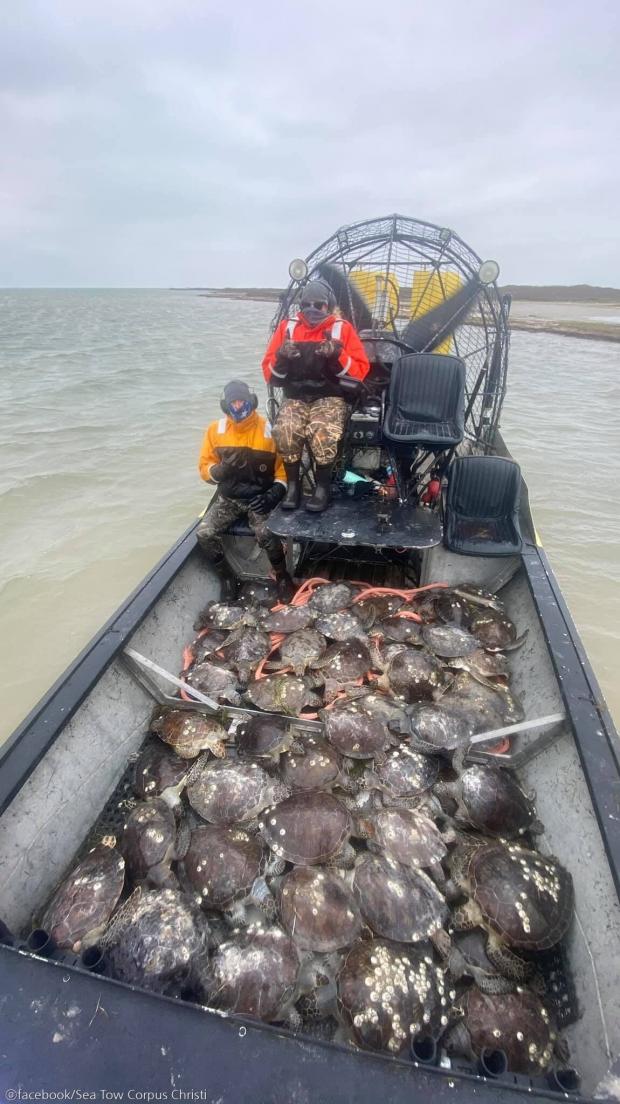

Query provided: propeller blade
[402,276,480,352]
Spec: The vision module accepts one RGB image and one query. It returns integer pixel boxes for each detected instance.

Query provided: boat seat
[382,353,465,449]
[444,455,523,556]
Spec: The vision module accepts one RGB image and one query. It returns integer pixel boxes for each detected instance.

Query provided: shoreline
[197,291,620,343]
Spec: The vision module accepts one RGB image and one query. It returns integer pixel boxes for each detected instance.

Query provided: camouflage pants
[273,396,349,465]
[196,496,284,564]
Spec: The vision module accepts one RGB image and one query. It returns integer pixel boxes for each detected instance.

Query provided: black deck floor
[267,496,442,548]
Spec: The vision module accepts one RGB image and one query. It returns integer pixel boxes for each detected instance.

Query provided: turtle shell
[353,853,448,942]
[278,866,362,952]
[260,605,315,633]
[379,616,422,644]
[354,594,405,621]
[422,624,479,658]
[41,840,125,951]
[324,706,392,760]
[314,641,372,682]
[371,747,440,802]
[280,734,342,792]
[120,798,179,883]
[237,579,280,608]
[314,610,366,642]
[469,610,518,650]
[392,702,472,753]
[207,924,300,1021]
[278,628,327,674]
[453,988,555,1075]
[362,808,447,869]
[259,791,352,865]
[187,760,287,825]
[246,674,320,716]
[132,740,189,801]
[235,714,292,760]
[337,940,446,1054]
[203,602,252,630]
[103,887,207,995]
[353,692,408,728]
[308,583,355,613]
[220,630,272,682]
[182,825,263,910]
[469,843,573,950]
[458,765,537,837]
[384,649,445,702]
[184,660,239,703]
[151,710,227,759]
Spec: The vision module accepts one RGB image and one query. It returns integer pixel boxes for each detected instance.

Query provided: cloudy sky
[2,0,619,287]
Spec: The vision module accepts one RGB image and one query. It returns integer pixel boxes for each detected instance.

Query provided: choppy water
[0,289,618,742]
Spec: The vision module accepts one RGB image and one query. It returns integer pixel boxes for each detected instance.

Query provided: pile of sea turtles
[35,579,575,1078]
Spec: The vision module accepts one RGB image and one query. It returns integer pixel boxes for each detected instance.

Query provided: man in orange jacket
[262,279,370,512]
[197,380,294,601]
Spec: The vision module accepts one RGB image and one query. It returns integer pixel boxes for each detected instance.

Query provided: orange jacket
[198,410,286,500]
[262,314,370,397]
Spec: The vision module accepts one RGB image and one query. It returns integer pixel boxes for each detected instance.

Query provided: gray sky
[2,0,619,287]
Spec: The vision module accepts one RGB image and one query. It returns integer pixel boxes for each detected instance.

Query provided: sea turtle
[374,646,445,703]
[184,660,241,704]
[442,670,525,726]
[237,579,280,608]
[188,629,228,664]
[259,791,353,867]
[194,601,258,632]
[120,798,190,887]
[434,590,472,628]
[443,988,559,1075]
[352,853,448,944]
[132,739,193,806]
[246,674,322,716]
[356,808,448,877]
[219,628,272,684]
[102,886,209,995]
[260,605,315,633]
[40,838,125,952]
[275,628,327,676]
[235,713,300,764]
[362,746,440,808]
[187,759,289,826]
[324,705,395,763]
[280,734,349,793]
[313,610,368,643]
[377,616,422,645]
[307,583,356,613]
[388,702,473,760]
[469,608,525,652]
[353,594,405,625]
[179,824,275,921]
[337,939,447,1054]
[422,624,479,658]
[348,691,408,729]
[278,866,362,952]
[312,642,373,701]
[436,765,542,838]
[151,709,228,759]
[450,841,574,979]
[203,922,301,1022]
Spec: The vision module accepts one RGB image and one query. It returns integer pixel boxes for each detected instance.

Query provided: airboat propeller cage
[276,215,510,451]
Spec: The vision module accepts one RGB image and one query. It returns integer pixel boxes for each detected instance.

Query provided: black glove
[248,483,286,514]
[210,451,248,481]
[314,338,343,360]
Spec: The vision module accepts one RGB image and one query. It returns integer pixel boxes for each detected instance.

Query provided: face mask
[229,401,253,422]
[301,302,329,328]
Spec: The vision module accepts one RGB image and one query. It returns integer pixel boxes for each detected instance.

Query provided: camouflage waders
[272,396,349,465]
[196,495,285,564]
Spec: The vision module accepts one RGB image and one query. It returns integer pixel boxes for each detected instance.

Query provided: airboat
[0,215,618,1103]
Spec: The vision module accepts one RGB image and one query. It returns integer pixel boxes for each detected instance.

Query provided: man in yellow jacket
[197,380,294,601]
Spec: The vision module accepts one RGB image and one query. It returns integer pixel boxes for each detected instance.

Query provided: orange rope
[352,582,448,604]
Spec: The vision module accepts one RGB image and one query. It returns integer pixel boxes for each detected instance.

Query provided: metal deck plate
[267,496,443,548]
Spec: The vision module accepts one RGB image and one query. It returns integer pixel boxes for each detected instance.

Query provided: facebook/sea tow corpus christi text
[3,1092,211,1102]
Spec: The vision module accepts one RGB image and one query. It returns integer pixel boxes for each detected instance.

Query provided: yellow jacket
[198,410,286,501]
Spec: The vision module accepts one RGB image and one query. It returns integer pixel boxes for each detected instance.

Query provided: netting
[271,214,510,452]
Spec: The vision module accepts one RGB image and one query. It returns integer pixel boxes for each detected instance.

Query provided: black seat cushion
[444,455,523,556]
[383,353,465,448]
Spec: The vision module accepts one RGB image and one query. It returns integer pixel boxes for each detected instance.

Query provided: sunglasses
[303,301,328,310]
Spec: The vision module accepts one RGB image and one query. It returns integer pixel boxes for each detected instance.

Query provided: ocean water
[0,289,618,742]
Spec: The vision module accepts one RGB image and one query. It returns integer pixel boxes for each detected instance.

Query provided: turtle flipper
[485,933,533,981]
